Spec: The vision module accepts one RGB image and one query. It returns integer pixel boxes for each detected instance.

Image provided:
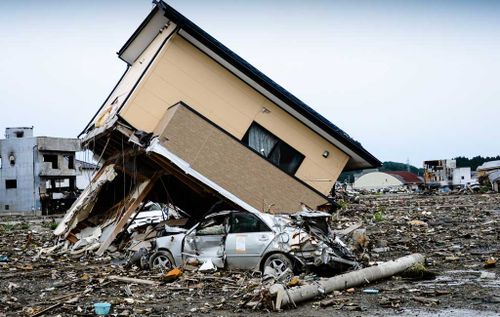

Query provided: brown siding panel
[156,104,328,212]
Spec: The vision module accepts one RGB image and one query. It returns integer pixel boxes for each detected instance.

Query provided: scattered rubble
[1,192,499,316]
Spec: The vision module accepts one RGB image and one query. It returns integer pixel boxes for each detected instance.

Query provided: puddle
[418,270,500,288]
[388,308,500,317]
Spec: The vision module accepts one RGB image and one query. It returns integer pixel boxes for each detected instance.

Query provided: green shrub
[373,206,384,222]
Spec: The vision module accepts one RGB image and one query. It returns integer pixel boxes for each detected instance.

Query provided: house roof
[117,1,381,170]
[76,159,98,170]
[477,160,500,171]
[386,171,422,184]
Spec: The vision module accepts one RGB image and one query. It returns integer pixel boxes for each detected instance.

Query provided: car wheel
[149,250,174,272]
[264,253,293,275]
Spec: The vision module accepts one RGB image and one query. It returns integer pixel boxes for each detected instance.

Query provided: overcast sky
[0,0,499,167]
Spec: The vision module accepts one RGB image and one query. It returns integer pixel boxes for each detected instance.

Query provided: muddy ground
[1,193,499,316]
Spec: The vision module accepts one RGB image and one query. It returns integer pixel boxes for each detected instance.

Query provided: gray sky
[1,0,499,167]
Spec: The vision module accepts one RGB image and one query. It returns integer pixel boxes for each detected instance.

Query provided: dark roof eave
[117,6,160,58]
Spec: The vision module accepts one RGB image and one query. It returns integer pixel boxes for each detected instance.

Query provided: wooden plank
[96,172,161,255]
[107,275,158,285]
[30,302,62,317]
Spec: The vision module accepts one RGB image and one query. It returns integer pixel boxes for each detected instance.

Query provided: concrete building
[423,159,456,188]
[0,127,80,215]
[452,167,472,187]
[424,159,474,189]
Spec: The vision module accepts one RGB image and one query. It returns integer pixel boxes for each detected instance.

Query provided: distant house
[76,160,98,190]
[477,160,500,192]
[0,127,81,214]
[354,171,422,191]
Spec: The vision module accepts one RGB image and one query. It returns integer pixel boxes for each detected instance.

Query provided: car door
[225,212,275,270]
[182,213,228,268]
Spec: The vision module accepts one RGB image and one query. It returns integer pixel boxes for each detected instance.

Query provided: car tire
[263,253,293,274]
[149,250,175,272]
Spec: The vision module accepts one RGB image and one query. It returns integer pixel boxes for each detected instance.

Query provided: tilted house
[56,1,379,254]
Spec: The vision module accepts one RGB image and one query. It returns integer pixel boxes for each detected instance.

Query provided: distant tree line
[379,161,423,175]
[454,155,500,171]
[338,161,423,183]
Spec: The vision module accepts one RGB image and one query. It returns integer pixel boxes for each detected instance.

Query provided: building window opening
[6,179,17,189]
[64,155,75,169]
[9,153,15,166]
[43,154,58,169]
[15,131,24,138]
[242,122,304,175]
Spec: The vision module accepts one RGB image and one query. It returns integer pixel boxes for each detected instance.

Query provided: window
[9,153,15,166]
[5,179,17,189]
[230,212,271,233]
[64,155,75,169]
[15,131,24,138]
[242,123,304,175]
[43,154,58,169]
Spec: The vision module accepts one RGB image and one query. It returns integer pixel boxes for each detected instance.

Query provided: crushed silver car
[148,210,360,275]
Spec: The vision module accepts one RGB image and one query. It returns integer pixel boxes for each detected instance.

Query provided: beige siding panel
[164,38,266,117]
[121,105,158,131]
[154,58,256,137]
[119,35,350,195]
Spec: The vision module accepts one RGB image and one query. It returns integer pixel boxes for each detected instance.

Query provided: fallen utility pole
[270,253,425,309]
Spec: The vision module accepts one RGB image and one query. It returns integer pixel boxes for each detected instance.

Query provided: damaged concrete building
[55,1,379,256]
[0,127,81,214]
[423,159,474,189]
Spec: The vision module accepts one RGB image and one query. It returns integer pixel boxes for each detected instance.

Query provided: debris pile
[1,192,498,315]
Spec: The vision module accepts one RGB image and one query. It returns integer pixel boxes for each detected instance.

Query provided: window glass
[268,142,304,174]
[243,123,304,175]
[246,124,278,157]
[230,212,271,233]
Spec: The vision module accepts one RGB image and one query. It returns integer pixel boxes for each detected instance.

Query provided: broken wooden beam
[96,172,161,255]
[107,275,158,285]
